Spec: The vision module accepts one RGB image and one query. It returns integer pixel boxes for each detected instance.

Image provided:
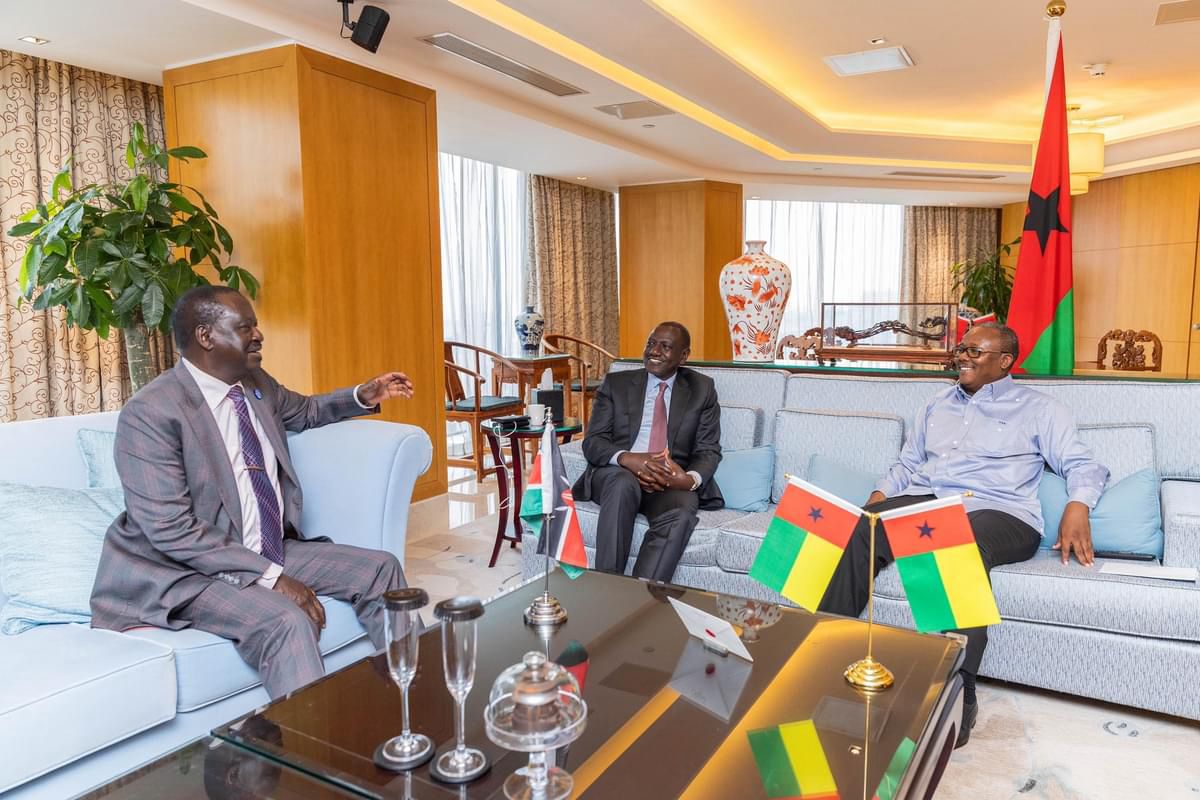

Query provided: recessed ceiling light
[642,123,656,128]
[750,195,761,199]
[869,37,887,45]
[825,46,914,77]
[18,35,49,45]
[575,176,588,181]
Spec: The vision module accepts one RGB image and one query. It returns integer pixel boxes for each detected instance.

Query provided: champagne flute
[375,588,434,771]
[430,596,490,783]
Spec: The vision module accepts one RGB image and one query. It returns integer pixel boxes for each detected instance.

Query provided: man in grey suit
[91,285,413,699]
[573,322,723,582]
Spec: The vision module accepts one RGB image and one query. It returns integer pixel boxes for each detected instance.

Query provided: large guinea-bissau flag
[878,497,1000,633]
[747,720,838,799]
[1007,15,1074,374]
[749,476,861,612]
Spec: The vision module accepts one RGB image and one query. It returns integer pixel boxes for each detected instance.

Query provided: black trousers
[818,494,1040,678]
[589,465,700,582]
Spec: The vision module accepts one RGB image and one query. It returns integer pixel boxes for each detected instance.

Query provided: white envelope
[669,638,753,722]
[667,596,754,662]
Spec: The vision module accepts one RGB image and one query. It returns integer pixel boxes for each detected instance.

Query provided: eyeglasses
[952,345,1007,358]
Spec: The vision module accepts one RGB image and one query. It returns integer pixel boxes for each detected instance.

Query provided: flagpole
[845,513,895,691]
[524,408,568,628]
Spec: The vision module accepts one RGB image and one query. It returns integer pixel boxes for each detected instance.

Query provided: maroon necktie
[648,382,668,452]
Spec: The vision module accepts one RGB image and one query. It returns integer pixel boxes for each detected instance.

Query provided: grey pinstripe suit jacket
[89,360,376,632]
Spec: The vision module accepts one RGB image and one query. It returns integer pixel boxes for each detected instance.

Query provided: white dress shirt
[610,372,702,491]
[181,358,286,588]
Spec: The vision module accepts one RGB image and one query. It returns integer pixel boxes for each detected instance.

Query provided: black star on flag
[917,520,935,539]
[1023,186,1070,255]
[808,506,824,523]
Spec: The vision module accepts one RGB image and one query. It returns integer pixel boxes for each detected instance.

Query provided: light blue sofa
[0,410,432,799]
[523,365,1200,722]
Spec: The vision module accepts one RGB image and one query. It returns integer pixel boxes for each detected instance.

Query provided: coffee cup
[527,404,547,425]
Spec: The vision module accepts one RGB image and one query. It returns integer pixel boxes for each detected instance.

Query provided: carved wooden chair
[542,333,617,429]
[776,328,822,360]
[444,341,523,478]
[1096,330,1163,372]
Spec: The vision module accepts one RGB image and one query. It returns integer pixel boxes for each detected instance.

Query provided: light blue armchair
[0,409,432,799]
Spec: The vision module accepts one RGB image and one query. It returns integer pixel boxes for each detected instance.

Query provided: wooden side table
[480,417,583,568]
[494,351,573,408]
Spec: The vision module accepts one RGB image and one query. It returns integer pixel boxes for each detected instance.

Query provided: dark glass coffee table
[77,734,361,799]
[215,570,964,799]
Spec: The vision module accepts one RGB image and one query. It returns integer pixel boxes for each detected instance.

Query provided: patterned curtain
[526,175,618,371]
[0,50,173,422]
[901,206,1001,306]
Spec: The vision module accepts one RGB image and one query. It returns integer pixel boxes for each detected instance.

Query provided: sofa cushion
[125,595,367,712]
[1077,423,1156,484]
[720,404,764,450]
[76,428,120,488]
[872,550,1200,641]
[808,454,878,507]
[771,410,904,502]
[0,483,124,633]
[571,501,748,569]
[716,510,777,574]
[1038,468,1163,557]
[713,446,774,512]
[0,624,176,793]
[445,395,521,412]
[784,375,953,439]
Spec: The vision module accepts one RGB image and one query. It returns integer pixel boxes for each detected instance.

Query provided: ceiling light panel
[420,32,585,96]
[18,36,49,45]
[824,46,913,77]
[595,100,675,120]
[1155,0,1200,25]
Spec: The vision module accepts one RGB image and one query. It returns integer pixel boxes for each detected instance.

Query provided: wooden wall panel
[1003,162,1200,377]
[619,180,743,360]
[703,182,744,362]
[295,49,446,501]
[164,48,311,392]
[619,183,705,357]
[165,45,447,500]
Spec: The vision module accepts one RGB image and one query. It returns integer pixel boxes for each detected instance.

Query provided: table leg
[485,432,510,569]
[510,436,525,545]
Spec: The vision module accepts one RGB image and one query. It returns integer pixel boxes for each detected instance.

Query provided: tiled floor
[405,467,1200,800]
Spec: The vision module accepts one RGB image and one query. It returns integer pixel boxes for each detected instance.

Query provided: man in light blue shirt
[820,323,1108,748]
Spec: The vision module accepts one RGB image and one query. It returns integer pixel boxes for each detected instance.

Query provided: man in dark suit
[573,322,723,581]
[91,285,413,699]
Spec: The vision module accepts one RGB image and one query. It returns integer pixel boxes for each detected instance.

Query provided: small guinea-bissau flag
[747,720,838,799]
[1007,13,1074,374]
[878,497,1000,633]
[749,476,861,612]
[519,424,588,578]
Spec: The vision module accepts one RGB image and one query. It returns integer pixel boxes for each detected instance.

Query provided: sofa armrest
[1161,479,1200,569]
[288,419,433,564]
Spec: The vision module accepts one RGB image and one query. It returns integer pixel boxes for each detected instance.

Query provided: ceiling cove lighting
[442,0,1031,173]
[18,36,49,45]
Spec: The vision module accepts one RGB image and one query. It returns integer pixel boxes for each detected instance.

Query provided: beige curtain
[0,50,172,422]
[526,175,619,371]
[901,206,1001,306]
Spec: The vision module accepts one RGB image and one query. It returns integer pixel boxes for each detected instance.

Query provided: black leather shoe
[955,700,978,749]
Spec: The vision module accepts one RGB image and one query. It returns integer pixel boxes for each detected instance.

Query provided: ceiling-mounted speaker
[352,5,390,53]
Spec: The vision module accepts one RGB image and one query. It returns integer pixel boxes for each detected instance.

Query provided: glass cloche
[485,651,587,800]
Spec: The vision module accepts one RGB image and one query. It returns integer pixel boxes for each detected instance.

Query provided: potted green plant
[949,237,1019,323]
[7,121,257,391]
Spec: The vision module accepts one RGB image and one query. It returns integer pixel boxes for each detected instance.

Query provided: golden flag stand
[844,513,895,691]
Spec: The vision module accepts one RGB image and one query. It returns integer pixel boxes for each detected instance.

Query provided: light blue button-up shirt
[876,375,1109,534]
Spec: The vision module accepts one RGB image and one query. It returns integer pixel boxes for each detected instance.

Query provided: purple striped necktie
[227,385,285,565]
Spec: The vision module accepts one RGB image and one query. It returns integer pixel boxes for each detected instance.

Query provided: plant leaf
[7,220,41,237]
[84,285,113,316]
[112,284,142,315]
[213,221,233,255]
[19,243,42,296]
[50,167,73,202]
[43,236,68,257]
[167,145,207,160]
[141,282,165,328]
[125,138,136,170]
[165,191,198,214]
[128,175,150,213]
[236,267,259,299]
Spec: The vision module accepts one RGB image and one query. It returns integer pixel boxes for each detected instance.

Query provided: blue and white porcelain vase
[514,306,545,354]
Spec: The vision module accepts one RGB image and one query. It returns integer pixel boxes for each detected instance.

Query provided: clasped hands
[618,448,692,492]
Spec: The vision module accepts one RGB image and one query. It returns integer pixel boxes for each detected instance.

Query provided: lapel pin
[253,389,263,400]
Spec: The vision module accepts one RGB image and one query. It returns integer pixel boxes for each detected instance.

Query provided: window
[744,199,904,334]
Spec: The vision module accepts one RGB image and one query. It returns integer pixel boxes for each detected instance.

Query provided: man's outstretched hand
[273,574,326,629]
[357,372,414,406]
[1052,501,1094,566]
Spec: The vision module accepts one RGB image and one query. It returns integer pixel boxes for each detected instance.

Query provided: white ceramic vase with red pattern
[720,240,792,362]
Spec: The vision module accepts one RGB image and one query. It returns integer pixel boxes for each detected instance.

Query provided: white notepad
[1099,562,1198,582]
